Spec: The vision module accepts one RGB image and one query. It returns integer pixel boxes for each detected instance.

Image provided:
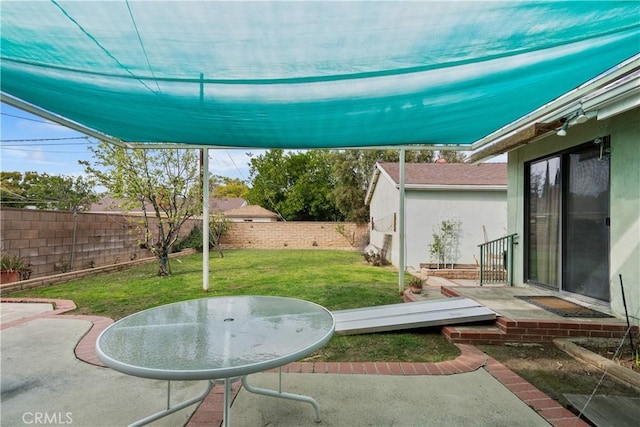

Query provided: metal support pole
[479,245,484,286]
[398,149,406,294]
[202,148,210,292]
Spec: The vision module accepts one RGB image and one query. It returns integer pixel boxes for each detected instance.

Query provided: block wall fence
[0,207,368,280]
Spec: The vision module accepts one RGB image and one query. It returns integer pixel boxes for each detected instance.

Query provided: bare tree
[82,142,201,276]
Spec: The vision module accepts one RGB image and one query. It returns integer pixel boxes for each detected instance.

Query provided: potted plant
[408,275,425,294]
[1,252,26,284]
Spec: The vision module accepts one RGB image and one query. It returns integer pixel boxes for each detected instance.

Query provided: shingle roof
[378,162,507,186]
[209,197,246,212]
[88,196,149,213]
[224,205,279,218]
[91,196,247,213]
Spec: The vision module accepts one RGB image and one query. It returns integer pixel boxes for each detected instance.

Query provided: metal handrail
[478,233,518,286]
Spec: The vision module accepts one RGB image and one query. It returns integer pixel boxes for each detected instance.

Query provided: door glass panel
[527,157,561,288]
[564,143,610,301]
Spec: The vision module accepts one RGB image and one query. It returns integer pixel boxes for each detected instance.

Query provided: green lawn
[12,249,460,362]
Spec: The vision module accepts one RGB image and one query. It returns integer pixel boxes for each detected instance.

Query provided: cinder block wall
[221,222,368,250]
[1,208,368,279]
[0,208,198,278]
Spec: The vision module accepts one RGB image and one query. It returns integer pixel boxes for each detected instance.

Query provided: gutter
[399,184,507,191]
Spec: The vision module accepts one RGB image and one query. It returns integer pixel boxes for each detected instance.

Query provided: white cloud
[15,118,81,136]
[208,149,263,181]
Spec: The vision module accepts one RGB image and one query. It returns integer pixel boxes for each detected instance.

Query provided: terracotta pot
[410,286,422,294]
[0,270,20,284]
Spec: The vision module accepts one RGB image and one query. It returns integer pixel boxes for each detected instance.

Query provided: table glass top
[96,296,335,380]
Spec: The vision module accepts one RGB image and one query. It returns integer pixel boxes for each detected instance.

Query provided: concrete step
[443,325,507,345]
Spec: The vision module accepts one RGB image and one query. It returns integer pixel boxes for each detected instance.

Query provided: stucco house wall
[368,163,507,272]
[506,107,639,324]
[368,170,399,259]
[406,189,507,270]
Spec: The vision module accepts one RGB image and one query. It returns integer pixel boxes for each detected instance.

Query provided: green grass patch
[12,249,460,362]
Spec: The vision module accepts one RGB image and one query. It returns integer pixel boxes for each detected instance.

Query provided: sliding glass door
[563,143,610,301]
[526,139,610,302]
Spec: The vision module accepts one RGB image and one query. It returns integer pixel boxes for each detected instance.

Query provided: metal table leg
[223,378,232,427]
[129,380,214,427]
[241,369,321,423]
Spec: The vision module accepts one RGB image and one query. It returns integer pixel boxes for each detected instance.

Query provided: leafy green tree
[0,171,26,207]
[0,171,97,210]
[81,142,201,276]
[330,149,434,223]
[437,150,467,163]
[247,149,342,221]
[210,176,249,198]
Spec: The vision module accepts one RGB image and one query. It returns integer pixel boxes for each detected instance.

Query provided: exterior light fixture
[557,107,590,136]
[557,120,569,136]
[575,108,589,124]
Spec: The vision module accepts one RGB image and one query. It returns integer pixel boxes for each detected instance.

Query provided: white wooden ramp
[332,297,497,335]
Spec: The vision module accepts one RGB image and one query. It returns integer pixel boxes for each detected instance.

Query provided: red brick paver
[1,298,588,427]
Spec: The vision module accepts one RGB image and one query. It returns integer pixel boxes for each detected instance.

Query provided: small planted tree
[209,212,232,257]
[175,213,231,257]
[428,218,461,269]
[82,142,201,276]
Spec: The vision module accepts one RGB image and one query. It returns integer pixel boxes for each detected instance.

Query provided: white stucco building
[365,162,507,271]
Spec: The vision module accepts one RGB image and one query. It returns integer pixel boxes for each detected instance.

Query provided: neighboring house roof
[223,204,279,219]
[209,197,247,212]
[365,162,507,204]
[381,162,507,186]
[366,162,507,205]
[90,196,247,214]
[89,196,148,213]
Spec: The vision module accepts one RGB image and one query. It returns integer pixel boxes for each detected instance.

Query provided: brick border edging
[483,356,588,427]
[1,298,587,427]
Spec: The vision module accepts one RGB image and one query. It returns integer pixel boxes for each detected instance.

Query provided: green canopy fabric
[1,1,639,148]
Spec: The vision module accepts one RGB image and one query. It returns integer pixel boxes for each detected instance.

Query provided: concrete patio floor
[1,278,605,427]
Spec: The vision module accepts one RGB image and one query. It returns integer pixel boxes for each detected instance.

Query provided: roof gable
[224,205,279,219]
[209,197,246,212]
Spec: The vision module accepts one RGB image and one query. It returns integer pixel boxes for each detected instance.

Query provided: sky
[0,104,255,182]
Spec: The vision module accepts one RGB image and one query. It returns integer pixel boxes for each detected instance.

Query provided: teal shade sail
[1,1,639,148]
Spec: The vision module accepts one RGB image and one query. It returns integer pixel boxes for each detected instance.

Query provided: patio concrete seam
[0,297,113,366]
[0,297,76,329]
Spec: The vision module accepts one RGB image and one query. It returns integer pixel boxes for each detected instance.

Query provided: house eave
[468,55,640,164]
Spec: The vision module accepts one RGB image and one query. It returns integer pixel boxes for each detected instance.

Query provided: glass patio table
[96,295,335,427]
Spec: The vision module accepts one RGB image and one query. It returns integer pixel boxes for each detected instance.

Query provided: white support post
[202,148,210,292]
[398,148,406,294]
